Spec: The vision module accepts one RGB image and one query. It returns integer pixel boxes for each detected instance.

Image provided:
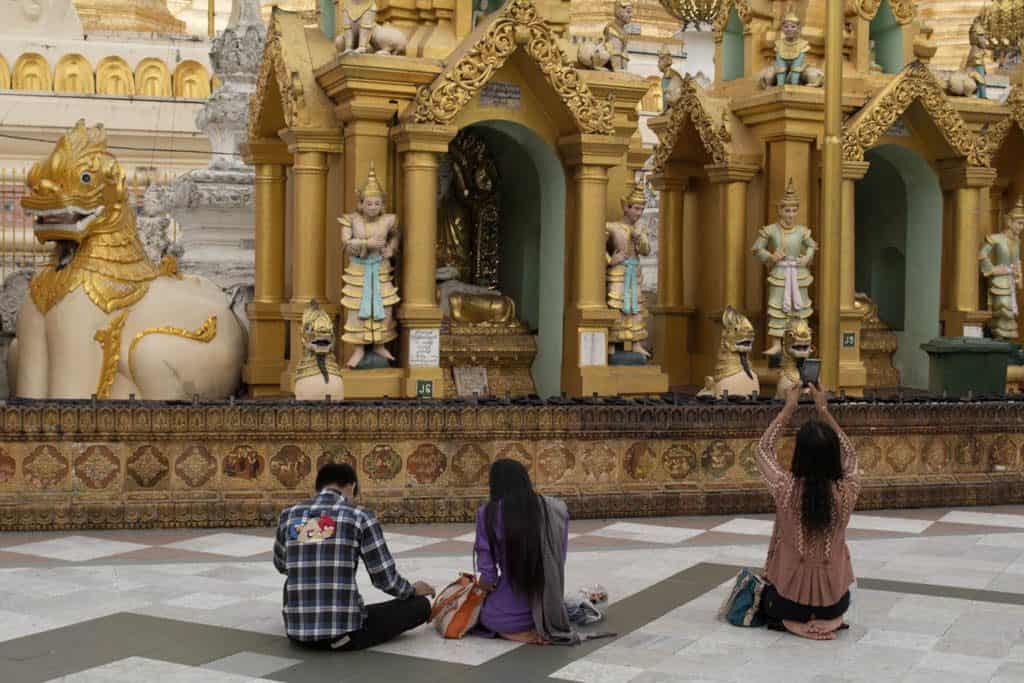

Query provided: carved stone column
[168,0,266,298]
[706,163,759,313]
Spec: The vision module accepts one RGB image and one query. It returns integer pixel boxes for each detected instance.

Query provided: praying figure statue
[774,5,809,86]
[658,44,685,109]
[338,162,400,368]
[979,197,1024,340]
[606,183,651,359]
[752,178,817,357]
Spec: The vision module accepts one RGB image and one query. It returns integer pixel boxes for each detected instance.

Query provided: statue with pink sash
[979,197,1024,340]
[752,178,817,356]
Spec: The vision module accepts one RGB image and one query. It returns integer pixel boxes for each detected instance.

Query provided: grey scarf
[531,495,579,645]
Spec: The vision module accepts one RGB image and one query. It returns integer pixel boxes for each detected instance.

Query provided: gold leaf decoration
[713,0,752,34]
[410,0,614,135]
[842,62,989,167]
[651,76,730,172]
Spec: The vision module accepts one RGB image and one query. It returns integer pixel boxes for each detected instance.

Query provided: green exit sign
[416,380,433,398]
[842,332,856,348]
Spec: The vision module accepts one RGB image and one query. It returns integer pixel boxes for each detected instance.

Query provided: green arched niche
[870,0,904,74]
[855,144,943,389]
[722,8,745,81]
[465,121,566,398]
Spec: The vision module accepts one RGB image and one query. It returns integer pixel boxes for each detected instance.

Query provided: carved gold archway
[650,77,733,172]
[54,54,94,95]
[408,0,614,135]
[0,55,10,91]
[712,0,753,34]
[842,61,988,166]
[248,13,302,138]
[96,56,135,96]
[173,60,211,99]
[984,88,1024,163]
[12,53,51,92]
[847,0,916,25]
[135,58,172,98]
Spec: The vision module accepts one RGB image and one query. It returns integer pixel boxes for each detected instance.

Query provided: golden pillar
[280,129,343,390]
[707,163,758,313]
[651,164,697,387]
[559,134,667,396]
[939,162,997,335]
[766,135,814,226]
[391,123,456,399]
[820,0,844,389]
[242,140,293,397]
[839,161,870,393]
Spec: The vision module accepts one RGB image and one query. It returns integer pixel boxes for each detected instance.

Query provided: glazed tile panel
[0,400,1021,529]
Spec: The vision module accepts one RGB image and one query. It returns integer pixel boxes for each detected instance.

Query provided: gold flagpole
[820,0,843,389]
[208,0,215,38]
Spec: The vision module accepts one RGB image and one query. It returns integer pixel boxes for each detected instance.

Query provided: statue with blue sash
[964,17,989,99]
[338,163,400,369]
[606,183,651,361]
[773,5,809,87]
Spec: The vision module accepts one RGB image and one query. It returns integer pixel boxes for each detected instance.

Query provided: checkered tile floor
[3,506,1024,682]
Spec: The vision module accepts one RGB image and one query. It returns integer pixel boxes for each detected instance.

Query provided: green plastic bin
[920,337,1015,396]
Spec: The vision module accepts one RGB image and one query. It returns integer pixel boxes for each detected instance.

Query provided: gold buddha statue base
[440,319,538,397]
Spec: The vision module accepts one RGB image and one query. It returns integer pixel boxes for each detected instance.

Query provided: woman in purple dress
[474,459,573,644]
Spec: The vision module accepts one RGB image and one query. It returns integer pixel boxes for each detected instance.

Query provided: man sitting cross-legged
[274,463,435,650]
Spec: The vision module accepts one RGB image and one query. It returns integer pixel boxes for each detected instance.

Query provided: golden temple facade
[72,0,187,34]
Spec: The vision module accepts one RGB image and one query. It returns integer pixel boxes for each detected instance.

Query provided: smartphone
[799,358,821,387]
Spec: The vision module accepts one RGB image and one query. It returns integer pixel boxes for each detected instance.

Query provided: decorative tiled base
[0,398,1022,530]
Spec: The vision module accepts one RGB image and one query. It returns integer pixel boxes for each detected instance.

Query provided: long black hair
[791,420,844,534]
[484,458,545,599]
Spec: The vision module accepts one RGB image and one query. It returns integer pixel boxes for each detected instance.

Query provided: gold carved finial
[358,161,385,200]
[778,177,800,207]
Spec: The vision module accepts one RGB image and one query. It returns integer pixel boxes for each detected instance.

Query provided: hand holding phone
[799,358,821,387]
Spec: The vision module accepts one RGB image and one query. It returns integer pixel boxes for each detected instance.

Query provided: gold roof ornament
[622,182,647,209]
[658,0,723,29]
[778,177,800,208]
[782,3,801,25]
[358,162,385,200]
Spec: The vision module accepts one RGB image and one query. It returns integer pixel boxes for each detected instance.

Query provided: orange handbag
[430,572,488,639]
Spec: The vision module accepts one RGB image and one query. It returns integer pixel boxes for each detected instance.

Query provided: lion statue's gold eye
[80,171,92,184]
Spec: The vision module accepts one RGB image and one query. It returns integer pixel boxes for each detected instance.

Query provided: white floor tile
[163,592,246,610]
[4,536,149,562]
[939,511,1024,529]
[589,522,705,545]
[551,659,646,683]
[709,518,775,536]
[163,533,273,558]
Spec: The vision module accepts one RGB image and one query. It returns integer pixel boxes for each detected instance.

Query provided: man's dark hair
[316,463,358,492]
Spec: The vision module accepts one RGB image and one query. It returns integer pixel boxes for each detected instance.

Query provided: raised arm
[756,386,798,498]
[359,511,414,599]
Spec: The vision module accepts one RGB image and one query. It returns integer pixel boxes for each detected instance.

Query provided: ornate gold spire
[778,177,800,207]
[358,162,385,200]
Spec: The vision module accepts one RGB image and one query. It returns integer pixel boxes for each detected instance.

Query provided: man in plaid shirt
[274,463,435,650]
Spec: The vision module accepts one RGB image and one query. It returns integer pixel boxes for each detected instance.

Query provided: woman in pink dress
[755,383,860,640]
[473,459,572,644]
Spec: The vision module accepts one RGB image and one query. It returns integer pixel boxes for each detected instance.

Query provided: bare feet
[372,344,395,362]
[782,619,836,640]
[499,629,545,644]
[807,617,844,635]
[346,346,365,369]
[633,343,651,358]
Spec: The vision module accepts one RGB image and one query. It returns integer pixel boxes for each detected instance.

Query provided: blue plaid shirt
[273,489,414,641]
